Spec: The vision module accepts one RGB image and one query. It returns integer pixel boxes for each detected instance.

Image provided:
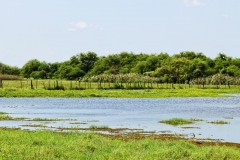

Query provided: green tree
[0,63,20,75]
[189,59,208,79]
[30,70,47,79]
[145,55,159,72]
[174,51,197,60]
[214,53,231,73]
[169,58,190,83]
[226,65,240,77]
[21,59,41,78]
[232,58,240,68]
[58,61,85,80]
[77,52,98,74]
[49,62,61,79]
[131,61,147,74]
[87,57,110,76]
[104,54,121,74]
[119,52,137,73]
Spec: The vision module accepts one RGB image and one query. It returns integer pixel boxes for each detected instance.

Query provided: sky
[0,0,239,67]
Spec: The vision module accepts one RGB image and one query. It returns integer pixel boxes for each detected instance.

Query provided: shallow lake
[1,97,240,143]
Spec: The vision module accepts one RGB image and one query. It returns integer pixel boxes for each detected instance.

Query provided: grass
[0,115,27,120]
[207,120,230,124]
[1,80,240,98]
[20,124,48,128]
[89,125,109,129]
[0,111,7,114]
[0,74,22,80]
[31,118,77,121]
[159,118,194,125]
[1,87,240,98]
[0,115,13,120]
[69,122,88,124]
[190,118,204,122]
[0,128,240,159]
[56,126,128,133]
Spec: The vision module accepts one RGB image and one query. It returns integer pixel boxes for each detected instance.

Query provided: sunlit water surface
[0,97,240,143]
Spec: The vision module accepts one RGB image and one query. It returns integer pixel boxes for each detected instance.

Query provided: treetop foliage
[1,51,240,82]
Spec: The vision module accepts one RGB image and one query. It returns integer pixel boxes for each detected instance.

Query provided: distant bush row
[1,51,240,83]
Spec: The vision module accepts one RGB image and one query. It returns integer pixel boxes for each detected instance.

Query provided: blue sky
[0,0,239,67]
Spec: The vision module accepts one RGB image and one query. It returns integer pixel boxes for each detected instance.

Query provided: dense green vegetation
[0,129,240,159]
[0,63,20,76]
[1,52,240,83]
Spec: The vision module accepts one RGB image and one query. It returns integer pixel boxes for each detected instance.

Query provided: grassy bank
[0,129,240,159]
[1,88,240,98]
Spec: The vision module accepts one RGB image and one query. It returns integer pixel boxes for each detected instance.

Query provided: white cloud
[221,14,229,18]
[183,0,204,7]
[74,21,88,29]
[68,21,101,32]
[67,21,88,32]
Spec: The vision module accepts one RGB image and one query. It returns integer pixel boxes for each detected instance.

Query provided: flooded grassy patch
[0,115,27,120]
[181,126,201,129]
[31,118,77,121]
[207,120,230,124]
[159,118,194,125]
[0,127,21,130]
[224,116,233,119]
[57,126,130,133]
[89,125,109,129]
[0,111,8,114]
[160,130,172,133]
[1,97,240,145]
[0,115,13,120]
[190,118,204,122]
[20,124,48,128]
[69,122,88,124]
[87,120,100,122]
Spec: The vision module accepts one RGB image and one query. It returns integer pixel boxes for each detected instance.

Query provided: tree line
[1,51,240,84]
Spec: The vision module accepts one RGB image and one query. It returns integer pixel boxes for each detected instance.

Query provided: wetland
[1,96,240,143]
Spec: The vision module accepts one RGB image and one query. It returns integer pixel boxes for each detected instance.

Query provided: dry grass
[0,74,22,80]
